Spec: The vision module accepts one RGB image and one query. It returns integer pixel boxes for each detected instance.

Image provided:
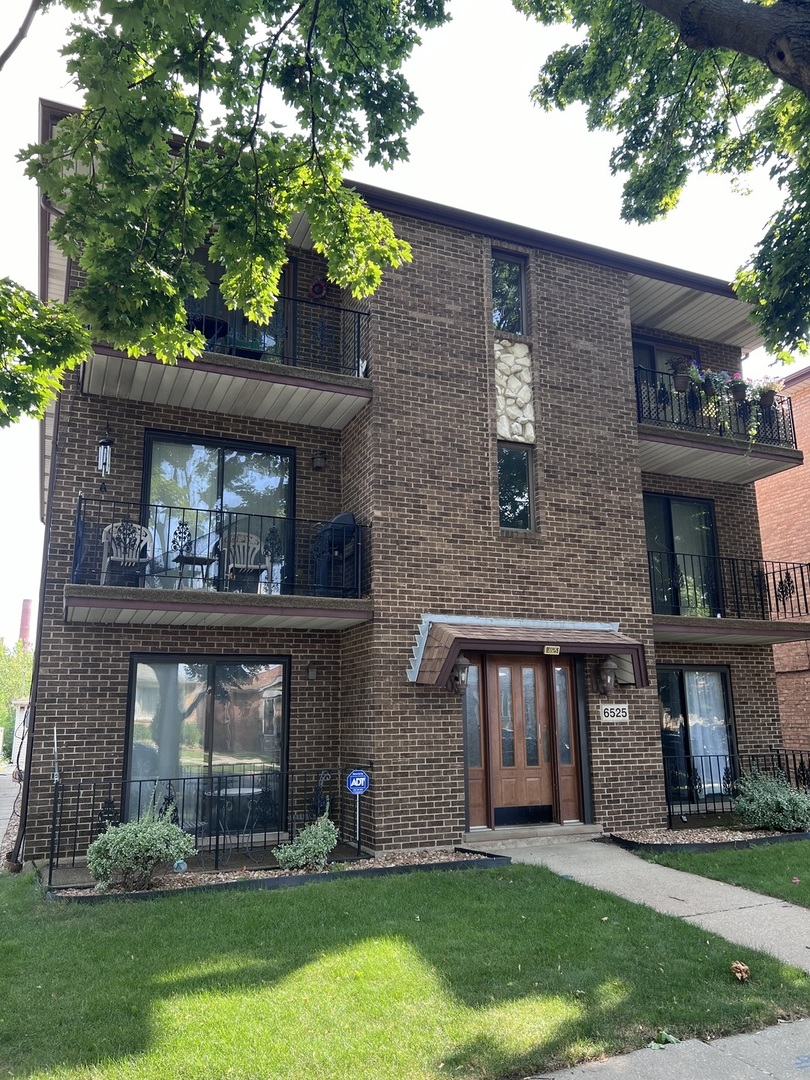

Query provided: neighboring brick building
[17,101,810,864]
[756,367,810,745]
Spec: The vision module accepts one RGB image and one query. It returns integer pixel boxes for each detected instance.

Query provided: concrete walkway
[477,838,810,1078]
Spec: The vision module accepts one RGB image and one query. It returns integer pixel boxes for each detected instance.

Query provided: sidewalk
[0,759,22,857]
[479,838,810,1078]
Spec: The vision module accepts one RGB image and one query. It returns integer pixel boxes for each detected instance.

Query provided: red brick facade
[21,184,804,860]
[756,370,810,744]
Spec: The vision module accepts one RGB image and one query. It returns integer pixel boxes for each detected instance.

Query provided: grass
[644,839,810,908]
[1,863,809,1079]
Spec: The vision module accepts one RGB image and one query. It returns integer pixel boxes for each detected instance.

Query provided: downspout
[7,386,63,869]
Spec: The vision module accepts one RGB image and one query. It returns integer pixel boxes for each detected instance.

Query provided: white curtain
[684,671,730,793]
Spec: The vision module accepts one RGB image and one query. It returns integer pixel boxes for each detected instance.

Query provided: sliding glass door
[659,666,734,799]
[145,434,293,591]
[644,494,722,617]
[129,657,287,783]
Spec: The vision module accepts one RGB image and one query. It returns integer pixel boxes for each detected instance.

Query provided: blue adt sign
[346,769,370,796]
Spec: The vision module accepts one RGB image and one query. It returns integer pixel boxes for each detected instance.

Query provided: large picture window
[128,656,288,785]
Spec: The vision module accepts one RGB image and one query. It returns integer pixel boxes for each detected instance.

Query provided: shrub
[87,805,196,891]
[734,771,810,832]
[274,811,338,871]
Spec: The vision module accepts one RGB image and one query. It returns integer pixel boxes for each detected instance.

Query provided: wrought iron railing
[72,497,369,599]
[186,291,371,378]
[47,764,373,886]
[635,367,797,449]
[648,549,810,620]
[663,747,810,825]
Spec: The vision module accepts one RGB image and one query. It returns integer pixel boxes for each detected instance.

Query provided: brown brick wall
[27,210,785,856]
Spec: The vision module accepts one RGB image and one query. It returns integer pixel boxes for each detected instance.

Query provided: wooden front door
[463,654,582,828]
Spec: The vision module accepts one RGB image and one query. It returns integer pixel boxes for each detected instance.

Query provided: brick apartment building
[17,100,810,865]
[756,367,810,745]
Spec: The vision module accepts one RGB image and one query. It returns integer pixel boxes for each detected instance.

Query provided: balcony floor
[64,584,373,629]
[652,613,810,645]
[638,425,803,485]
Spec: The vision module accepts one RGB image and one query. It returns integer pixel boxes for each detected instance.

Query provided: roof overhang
[652,615,810,646]
[408,615,649,689]
[353,182,764,354]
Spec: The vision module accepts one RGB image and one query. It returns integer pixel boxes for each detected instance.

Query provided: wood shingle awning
[408,616,649,690]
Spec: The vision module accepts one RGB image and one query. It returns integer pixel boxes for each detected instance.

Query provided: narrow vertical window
[498,443,532,529]
[492,255,524,334]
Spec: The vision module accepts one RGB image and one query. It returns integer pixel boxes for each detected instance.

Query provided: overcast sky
[0,0,801,645]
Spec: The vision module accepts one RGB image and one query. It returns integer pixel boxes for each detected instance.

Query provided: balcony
[65,497,373,629]
[635,368,803,484]
[81,295,372,430]
[648,549,810,645]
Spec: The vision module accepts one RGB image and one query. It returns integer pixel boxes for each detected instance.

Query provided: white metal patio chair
[100,521,153,585]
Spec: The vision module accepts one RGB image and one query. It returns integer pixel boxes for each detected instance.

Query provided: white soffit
[628,275,762,354]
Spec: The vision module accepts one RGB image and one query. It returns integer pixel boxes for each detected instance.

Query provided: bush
[274,811,338,871]
[87,805,196,891]
[734,771,810,832]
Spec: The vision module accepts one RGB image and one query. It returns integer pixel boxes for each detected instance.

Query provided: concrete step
[462,823,603,851]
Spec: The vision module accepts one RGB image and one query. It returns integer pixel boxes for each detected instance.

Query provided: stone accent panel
[495,338,535,443]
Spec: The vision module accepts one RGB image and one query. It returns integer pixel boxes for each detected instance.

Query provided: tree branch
[638,0,810,98]
[0,0,43,73]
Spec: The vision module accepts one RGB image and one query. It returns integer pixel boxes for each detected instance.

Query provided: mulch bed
[42,847,511,903]
[608,825,810,853]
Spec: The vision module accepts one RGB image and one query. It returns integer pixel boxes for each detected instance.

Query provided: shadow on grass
[1,863,808,1079]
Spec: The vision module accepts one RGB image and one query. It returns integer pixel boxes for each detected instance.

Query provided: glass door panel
[463,661,487,828]
[644,494,721,616]
[210,662,285,771]
[148,441,220,588]
[498,666,515,768]
[670,499,721,616]
[221,449,291,593]
[522,667,539,766]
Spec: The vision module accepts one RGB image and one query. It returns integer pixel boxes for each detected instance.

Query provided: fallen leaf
[793,877,801,884]
[731,961,750,982]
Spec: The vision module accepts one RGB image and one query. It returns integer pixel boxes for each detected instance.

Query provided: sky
[0,0,803,646]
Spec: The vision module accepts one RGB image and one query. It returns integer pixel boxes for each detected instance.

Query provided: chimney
[18,598,31,648]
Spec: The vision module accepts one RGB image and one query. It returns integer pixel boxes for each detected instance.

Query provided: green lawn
[644,839,810,908]
[1,864,809,1079]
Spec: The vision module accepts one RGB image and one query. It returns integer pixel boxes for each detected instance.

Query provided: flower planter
[731,383,747,404]
[703,377,716,398]
[673,373,690,393]
[759,389,777,408]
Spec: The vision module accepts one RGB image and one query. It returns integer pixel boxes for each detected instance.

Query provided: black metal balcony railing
[648,549,810,620]
[186,291,371,378]
[635,368,797,449]
[72,497,369,599]
[47,765,373,886]
[663,748,810,825]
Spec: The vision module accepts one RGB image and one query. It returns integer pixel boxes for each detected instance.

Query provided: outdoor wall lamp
[449,654,472,694]
[595,657,619,697]
[311,450,327,471]
[97,435,114,477]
